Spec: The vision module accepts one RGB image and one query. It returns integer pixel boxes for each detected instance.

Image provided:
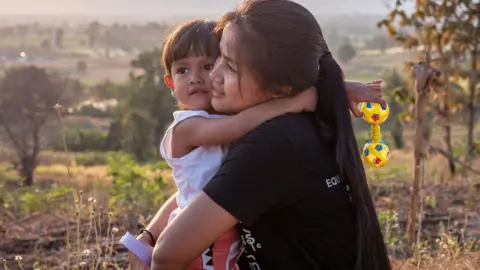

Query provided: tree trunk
[406,91,428,245]
[442,77,455,176]
[444,123,455,176]
[19,155,36,186]
[105,120,122,151]
[466,17,479,162]
[20,130,40,186]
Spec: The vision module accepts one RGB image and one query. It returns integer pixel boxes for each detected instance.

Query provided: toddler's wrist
[137,231,155,247]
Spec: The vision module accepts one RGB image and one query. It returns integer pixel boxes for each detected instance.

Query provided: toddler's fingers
[367,79,383,85]
[349,101,364,117]
[375,97,387,107]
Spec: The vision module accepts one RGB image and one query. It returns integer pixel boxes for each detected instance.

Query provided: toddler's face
[166,56,217,111]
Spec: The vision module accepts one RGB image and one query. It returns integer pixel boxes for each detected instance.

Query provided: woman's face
[210,23,274,114]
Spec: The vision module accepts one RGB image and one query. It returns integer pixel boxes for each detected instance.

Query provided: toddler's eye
[177,68,187,74]
[204,64,214,71]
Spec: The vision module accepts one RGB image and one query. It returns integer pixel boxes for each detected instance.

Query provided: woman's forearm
[138,192,178,245]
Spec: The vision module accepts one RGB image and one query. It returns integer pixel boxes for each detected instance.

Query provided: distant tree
[106,49,175,161]
[364,34,396,53]
[0,26,15,38]
[76,60,88,74]
[325,27,343,50]
[30,22,41,35]
[16,24,29,46]
[92,79,123,100]
[0,67,75,185]
[54,28,64,49]
[336,39,357,64]
[104,30,112,59]
[86,21,101,47]
[40,39,51,51]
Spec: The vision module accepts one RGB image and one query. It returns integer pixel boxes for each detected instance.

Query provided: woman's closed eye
[227,63,236,73]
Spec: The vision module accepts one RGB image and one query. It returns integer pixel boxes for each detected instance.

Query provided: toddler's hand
[347,79,386,117]
[291,86,317,113]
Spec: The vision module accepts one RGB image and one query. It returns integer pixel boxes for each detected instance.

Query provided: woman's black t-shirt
[203,113,357,270]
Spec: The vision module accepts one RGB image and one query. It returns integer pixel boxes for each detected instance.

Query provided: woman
[133,0,390,269]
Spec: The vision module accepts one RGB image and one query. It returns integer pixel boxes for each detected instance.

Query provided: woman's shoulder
[247,113,324,152]
[233,114,311,151]
[258,113,314,134]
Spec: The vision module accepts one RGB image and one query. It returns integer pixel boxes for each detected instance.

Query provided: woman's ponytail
[314,52,391,270]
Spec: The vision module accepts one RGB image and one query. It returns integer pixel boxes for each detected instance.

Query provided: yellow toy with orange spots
[360,102,391,168]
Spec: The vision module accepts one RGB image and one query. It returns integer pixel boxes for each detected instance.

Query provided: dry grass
[1,119,479,269]
[391,252,480,269]
[0,149,479,269]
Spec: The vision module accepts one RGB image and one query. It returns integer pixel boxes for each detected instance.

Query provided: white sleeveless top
[160,110,228,221]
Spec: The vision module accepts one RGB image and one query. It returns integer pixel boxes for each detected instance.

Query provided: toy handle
[120,232,153,267]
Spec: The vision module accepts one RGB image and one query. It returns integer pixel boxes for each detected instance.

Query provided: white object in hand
[120,232,153,266]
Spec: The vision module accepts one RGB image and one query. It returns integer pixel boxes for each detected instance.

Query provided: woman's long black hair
[316,51,391,270]
[215,1,391,269]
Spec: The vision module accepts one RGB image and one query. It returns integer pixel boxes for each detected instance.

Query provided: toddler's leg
[188,229,241,270]
[212,228,242,270]
[188,256,205,270]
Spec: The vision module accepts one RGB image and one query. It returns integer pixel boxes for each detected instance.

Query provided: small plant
[14,255,23,270]
[409,240,432,268]
[378,210,401,246]
[425,195,437,209]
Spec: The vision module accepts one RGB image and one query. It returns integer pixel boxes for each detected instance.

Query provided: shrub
[107,153,169,219]
[74,152,109,166]
[51,128,107,152]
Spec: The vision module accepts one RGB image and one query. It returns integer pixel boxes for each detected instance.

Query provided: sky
[0,0,414,16]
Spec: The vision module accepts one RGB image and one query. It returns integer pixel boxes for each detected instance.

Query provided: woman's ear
[271,86,292,98]
[164,74,174,90]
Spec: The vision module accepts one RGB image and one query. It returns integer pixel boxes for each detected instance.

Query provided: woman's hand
[128,234,152,270]
[346,80,386,117]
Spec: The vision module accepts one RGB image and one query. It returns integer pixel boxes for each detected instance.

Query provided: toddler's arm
[138,192,179,246]
[174,87,316,147]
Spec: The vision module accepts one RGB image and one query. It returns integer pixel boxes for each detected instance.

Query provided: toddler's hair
[162,19,219,75]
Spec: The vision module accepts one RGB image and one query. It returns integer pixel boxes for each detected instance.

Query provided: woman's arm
[137,192,178,245]
[151,192,238,270]
[173,87,316,147]
[150,124,293,269]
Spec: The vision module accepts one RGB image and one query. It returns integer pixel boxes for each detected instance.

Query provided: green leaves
[107,152,169,217]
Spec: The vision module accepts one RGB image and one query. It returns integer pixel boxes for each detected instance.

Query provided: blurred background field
[0,0,480,269]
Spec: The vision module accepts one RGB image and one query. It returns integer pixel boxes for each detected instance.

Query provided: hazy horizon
[0,0,414,17]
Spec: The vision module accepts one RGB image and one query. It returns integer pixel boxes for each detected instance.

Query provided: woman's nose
[210,59,223,84]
